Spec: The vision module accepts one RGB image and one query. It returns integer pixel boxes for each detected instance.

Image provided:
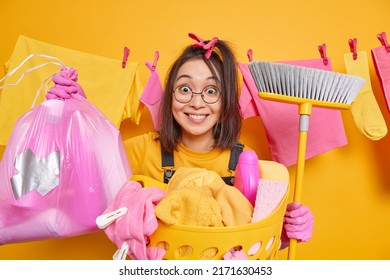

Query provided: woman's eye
[180,86,191,93]
[205,87,217,94]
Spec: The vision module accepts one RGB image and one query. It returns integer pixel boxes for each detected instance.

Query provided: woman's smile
[187,113,207,121]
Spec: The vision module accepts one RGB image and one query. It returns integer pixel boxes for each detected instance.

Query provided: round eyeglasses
[173,85,221,104]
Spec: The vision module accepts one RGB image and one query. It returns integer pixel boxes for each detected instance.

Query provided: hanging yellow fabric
[344,50,388,140]
[0,35,144,146]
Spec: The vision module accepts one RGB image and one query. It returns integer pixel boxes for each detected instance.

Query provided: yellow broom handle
[288,103,312,260]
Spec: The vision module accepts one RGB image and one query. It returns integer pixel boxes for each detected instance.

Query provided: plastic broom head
[248,61,366,108]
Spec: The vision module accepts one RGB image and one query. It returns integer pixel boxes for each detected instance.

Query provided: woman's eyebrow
[175,74,191,82]
[176,74,218,83]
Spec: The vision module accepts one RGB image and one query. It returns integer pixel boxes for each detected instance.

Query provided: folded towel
[155,167,253,227]
[154,186,224,227]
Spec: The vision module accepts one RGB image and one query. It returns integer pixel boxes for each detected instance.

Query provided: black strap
[161,150,175,168]
[228,142,244,171]
[161,142,244,185]
[161,150,175,184]
[224,142,244,185]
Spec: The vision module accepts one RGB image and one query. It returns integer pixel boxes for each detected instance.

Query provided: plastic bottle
[234,150,260,206]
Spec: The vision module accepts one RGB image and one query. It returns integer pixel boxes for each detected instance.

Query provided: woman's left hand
[280,202,314,249]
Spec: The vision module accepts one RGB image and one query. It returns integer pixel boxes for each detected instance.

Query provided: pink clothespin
[318,43,328,66]
[246,49,253,62]
[348,38,358,60]
[122,47,130,69]
[152,51,160,70]
[188,32,218,59]
[377,32,390,53]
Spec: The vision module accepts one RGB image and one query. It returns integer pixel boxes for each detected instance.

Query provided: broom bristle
[248,61,366,105]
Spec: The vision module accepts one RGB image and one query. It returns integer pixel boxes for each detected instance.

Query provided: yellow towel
[154,186,224,227]
[155,167,253,227]
[0,35,144,146]
[344,50,387,140]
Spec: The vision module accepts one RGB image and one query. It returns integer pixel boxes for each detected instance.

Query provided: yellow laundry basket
[131,171,290,260]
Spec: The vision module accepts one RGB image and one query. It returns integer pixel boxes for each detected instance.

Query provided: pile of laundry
[97,167,288,260]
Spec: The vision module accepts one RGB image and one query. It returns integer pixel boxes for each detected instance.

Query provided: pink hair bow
[188,32,218,59]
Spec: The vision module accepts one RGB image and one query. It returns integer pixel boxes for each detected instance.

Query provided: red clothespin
[377,32,390,53]
[318,43,328,65]
[122,47,130,69]
[246,49,253,62]
[348,38,358,60]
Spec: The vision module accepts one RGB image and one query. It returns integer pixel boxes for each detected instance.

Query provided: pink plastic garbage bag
[0,94,132,245]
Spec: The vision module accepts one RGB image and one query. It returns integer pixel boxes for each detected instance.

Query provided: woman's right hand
[46,68,86,100]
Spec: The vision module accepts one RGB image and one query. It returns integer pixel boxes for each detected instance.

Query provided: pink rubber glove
[280,202,314,250]
[223,248,248,260]
[103,181,167,260]
[46,68,86,100]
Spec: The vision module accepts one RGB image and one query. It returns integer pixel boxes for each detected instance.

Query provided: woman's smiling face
[172,58,222,147]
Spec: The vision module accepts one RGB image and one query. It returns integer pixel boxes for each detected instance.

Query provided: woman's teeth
[189,114,206,120]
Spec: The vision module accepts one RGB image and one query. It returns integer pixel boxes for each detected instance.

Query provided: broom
[248,61,365,260]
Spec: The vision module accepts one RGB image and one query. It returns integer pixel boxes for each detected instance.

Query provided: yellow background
[1,0,390,260]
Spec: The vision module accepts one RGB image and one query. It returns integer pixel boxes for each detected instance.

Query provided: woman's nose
[188,92,205,108]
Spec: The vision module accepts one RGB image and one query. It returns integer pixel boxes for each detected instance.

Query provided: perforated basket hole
[265,236,275,251]
[175,245,193,259]
[247,241,262,256]
[232,245,242,251]
[156,241,169,251]
[200,247,218,259]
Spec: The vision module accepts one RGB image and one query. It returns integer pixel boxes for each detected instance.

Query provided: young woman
[124,35,243,186]
[48,33,314,250]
